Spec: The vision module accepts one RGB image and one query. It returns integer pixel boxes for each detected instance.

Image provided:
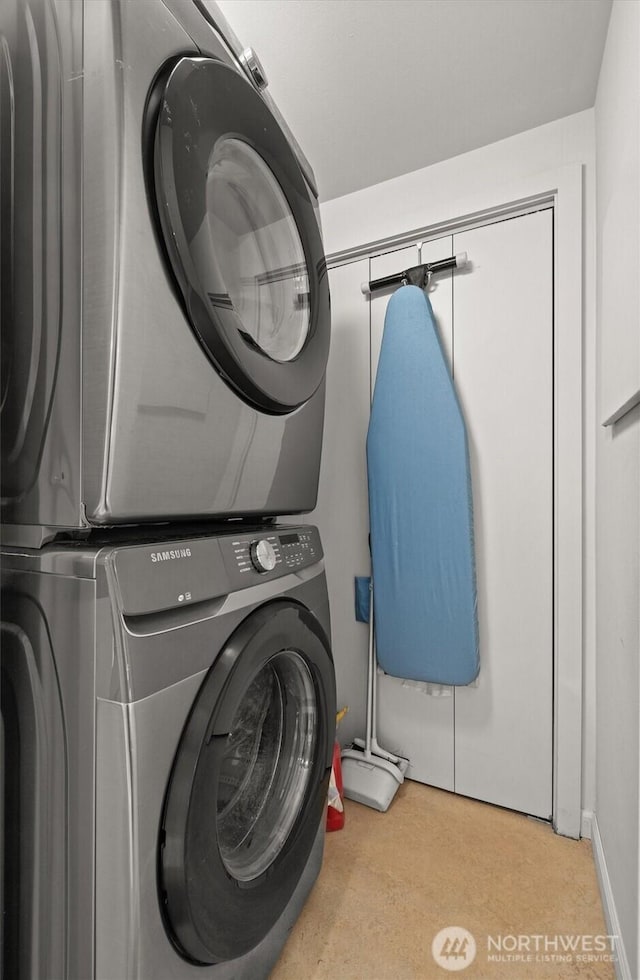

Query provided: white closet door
[321,214,554,814]
[370,237,457,791]
[453,210,553,819]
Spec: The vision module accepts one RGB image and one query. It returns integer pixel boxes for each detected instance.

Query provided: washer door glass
[150,57,330,413]
[158,601,335,966]
[217,650,316,881]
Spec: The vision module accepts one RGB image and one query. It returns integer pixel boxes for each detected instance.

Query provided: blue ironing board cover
[367,285,479,685]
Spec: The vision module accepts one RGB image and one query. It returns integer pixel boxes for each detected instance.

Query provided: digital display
[279,533,300,545]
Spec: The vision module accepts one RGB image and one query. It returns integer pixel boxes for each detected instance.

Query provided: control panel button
[250,539,277,573]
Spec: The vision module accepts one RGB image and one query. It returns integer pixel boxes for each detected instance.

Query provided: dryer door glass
[207,139,310,364]
[159,601,336,966]
[150,57,330,413]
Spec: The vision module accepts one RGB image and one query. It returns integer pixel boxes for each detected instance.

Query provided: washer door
[1,597,67,980]
[150,57,330,414]
[158,600,335,965]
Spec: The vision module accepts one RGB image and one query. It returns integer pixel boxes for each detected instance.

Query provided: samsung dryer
[1,523,336,979]
[1,0,330,545]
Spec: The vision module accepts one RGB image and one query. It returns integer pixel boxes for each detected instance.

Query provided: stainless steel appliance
[1,524,335,979]
[1,0,330,545]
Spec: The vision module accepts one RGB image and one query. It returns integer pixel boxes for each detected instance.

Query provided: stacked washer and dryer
[1,2,335,978]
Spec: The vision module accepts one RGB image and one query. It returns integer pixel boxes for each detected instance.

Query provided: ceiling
[216,0,612,202]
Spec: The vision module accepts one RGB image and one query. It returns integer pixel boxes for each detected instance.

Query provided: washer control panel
[278,528,317,569]
[110,525,323,617]
[229,526,321,578]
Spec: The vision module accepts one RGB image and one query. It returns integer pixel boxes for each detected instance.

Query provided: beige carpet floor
[272,781,615,980]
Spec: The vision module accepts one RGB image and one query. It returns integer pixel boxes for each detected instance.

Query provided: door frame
[326,165,584,838]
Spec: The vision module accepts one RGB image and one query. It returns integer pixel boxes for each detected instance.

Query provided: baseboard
[591,814,633,980]
[581,809,594,839]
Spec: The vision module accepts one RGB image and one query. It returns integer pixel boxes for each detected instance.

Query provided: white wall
[594,1,640,975]
[321,110,595,260]
[318,108,597,824]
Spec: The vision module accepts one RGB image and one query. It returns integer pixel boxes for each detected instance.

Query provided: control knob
[250,539,277,573]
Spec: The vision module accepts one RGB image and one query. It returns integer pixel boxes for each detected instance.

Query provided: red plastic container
[326,741,345,831]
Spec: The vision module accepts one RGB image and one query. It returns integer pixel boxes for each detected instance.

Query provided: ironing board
[367,285,479,686]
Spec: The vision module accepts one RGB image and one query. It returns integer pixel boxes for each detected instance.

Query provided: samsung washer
[1,523,335,978]
[1,0,330,544]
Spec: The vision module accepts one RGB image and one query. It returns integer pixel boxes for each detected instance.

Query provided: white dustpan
[341,584,409,812]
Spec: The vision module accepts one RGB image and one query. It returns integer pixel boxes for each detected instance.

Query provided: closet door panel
[377,674,454,790]
[370,236,455,792]
[453,210,553,819]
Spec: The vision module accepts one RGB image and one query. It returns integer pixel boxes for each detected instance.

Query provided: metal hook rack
[361,251,468,295]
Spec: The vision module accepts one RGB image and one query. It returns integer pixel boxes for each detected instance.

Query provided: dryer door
[1,0,69,505]
[158,600,335,965]
[149,56,330,414]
